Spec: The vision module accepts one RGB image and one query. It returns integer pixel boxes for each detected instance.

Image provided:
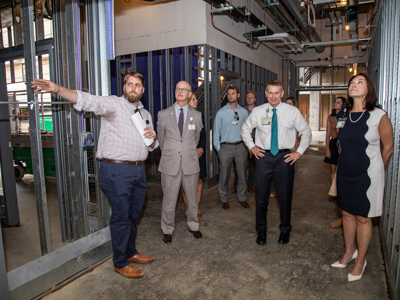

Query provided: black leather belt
[102,159,144,165]
[221,141,243,145]
[263,149,290,153]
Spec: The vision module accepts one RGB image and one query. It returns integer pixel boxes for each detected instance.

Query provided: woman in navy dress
[181,94,207,217]
[331,74,393,281]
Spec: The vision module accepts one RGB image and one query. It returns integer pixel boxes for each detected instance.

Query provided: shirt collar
[174,102,188,112]
[267,102,282,110]
[225,103,240,111]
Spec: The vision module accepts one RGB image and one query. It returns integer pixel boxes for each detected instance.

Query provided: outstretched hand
[31,79,78,103]
[31,79,60,94]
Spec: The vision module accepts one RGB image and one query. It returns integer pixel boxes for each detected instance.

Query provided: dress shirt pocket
[278,111,295,129]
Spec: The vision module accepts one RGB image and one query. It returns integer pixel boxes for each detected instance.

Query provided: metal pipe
[279,0,325,53]
[210,6,234,14]
[301,38,370,49]
[257,32,290,41]
[0,101,72,105]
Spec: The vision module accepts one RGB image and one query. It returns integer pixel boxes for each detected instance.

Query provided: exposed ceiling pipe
[261,0,308,42]
[279,0,325,53]
[301,37,370,49]
[256,32,302,53]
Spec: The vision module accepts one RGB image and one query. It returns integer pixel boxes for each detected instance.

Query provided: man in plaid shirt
[32,72,158,279]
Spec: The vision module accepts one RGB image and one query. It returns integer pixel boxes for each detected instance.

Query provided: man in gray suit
[157,81,203,243]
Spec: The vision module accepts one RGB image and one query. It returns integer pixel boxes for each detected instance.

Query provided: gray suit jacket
[157,105,202,176]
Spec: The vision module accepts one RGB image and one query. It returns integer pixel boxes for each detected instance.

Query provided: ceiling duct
[262,0,308,42]
[346,4,359,50]
[279,0,325,53]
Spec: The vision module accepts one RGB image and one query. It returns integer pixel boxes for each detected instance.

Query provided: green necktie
[271,108,278,156]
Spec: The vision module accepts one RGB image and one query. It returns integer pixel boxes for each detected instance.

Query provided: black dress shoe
[278,233,290,244]
[222,202,230,209]
[189,229,203,239]
[256,230,266,245]
[162,234,172,243]
[239,201,250,208]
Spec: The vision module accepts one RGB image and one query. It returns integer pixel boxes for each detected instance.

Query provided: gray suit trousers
[218,143,248,203]
[161,161,199,234]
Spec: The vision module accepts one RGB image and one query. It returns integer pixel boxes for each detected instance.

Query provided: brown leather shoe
[189,229,203,239]
[114,265,144,278]
[247,186,255,193]
[240,201,250,208]
[162,234,172,243]
[231,187,237,194]
[222,202,230,209]
[128,253,154,264]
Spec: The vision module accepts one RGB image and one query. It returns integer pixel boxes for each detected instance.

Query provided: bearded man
[32,72,158,279]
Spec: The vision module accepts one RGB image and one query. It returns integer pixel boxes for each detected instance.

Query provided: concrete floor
[39,147,389,300]
[1,175,69,271]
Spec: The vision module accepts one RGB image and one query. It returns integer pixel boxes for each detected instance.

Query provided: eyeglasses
[234,111,239,121]
[176,88,190,93]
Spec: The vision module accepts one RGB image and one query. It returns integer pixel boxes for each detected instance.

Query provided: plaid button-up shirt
[74,91,158,161]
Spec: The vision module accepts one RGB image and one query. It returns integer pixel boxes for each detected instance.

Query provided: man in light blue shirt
[213,86,249,209]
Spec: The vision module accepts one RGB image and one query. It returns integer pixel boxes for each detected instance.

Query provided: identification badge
[336,117,347,128]
[262,117,272,125]
[188,124,196,130]
[232,121,238,125]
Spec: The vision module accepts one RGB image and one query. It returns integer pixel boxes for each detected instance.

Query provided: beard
[124,91,141,103]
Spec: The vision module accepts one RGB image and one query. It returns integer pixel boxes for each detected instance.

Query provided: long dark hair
[331,97,346,116]
[346,73,377,112]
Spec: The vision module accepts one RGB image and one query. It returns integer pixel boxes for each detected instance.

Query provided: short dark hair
[246,90,256,97]
[346,73,377,112]
[266,80,283,90]
[124,72,145,87]
[227,86,240,94]
[285,97,297,106]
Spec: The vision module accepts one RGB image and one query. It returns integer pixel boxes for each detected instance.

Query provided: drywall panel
[114,0,207,54]
[114,0,286,76]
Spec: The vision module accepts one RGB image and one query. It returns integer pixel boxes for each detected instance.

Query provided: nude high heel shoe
[348,260,367,282]
[331,249,358,268]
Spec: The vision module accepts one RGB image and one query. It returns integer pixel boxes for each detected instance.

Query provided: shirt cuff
[296,146,306,155]
[73,90,84,111]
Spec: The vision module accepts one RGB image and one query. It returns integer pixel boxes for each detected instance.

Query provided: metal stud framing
[0,1,113,298]
[368,1,400,299]
[22,0,52,255]
[113,45,276,187]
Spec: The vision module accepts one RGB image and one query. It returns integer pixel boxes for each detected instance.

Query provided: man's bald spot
[176,81,191,90]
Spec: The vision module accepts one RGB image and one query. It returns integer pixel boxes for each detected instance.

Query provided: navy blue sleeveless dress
[336,108,386,218]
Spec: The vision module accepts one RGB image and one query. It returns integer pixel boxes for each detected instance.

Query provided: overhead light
[345,23,350,31]
[353,69,357,76]
[349,65,353,72]
[341,0,347,4]
[220,76,225,80]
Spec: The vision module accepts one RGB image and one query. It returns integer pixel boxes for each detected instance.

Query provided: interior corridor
[40,147,388,300]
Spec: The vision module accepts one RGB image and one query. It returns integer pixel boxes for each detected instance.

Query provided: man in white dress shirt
[241,80,312,245]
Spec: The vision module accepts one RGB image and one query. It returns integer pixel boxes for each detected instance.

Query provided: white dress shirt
[241,102,312,155]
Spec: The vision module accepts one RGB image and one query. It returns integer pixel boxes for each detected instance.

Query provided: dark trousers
[234,153,256,187]
[255,151,294,234]
[98,161,147,269]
